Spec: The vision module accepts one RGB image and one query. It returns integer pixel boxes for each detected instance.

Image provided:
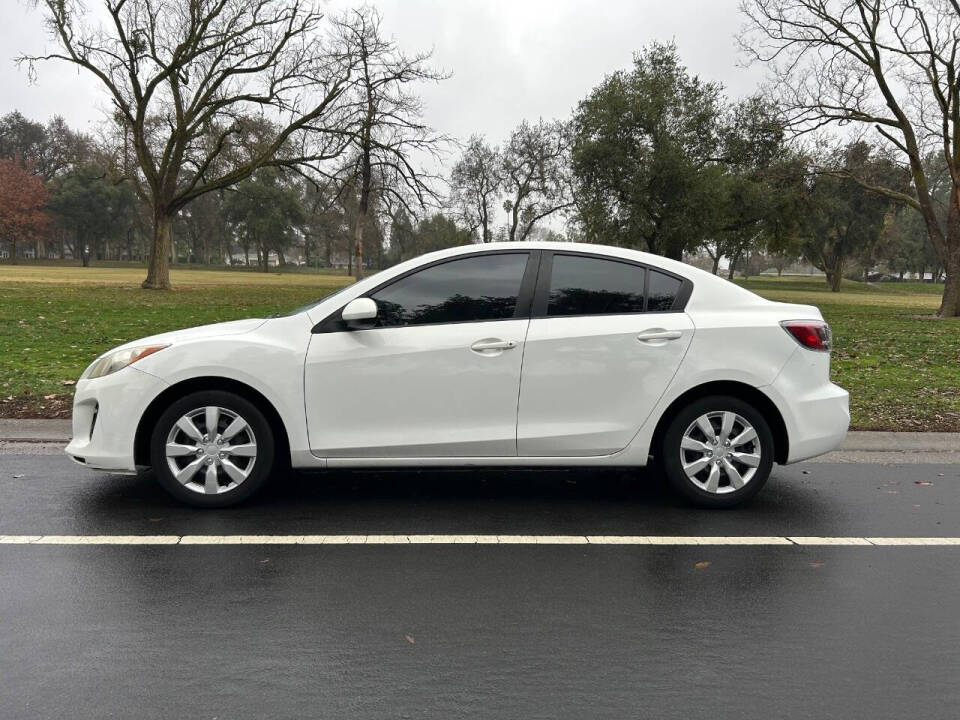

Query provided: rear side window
[647,270,682,311]
[547,255,646,317]
[371,253,529,327]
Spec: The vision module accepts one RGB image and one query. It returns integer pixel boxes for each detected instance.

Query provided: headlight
[81,344,170,380]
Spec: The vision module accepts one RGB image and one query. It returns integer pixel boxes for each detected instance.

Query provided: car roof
[415,242,767,310]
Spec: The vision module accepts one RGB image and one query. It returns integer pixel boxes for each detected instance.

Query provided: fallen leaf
[915,481,933,486]
[809,562,825,569]
[694,561,711,570]
[259,558,270,564]
[61,380,76,386]
[405,635,415,644]
[43,394,56,400]
[12,474,24,479]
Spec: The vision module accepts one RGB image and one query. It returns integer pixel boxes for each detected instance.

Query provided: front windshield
[283,283,355,317]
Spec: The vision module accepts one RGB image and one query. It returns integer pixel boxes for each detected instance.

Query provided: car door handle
[637,329,683,342]
[470,339,517,352]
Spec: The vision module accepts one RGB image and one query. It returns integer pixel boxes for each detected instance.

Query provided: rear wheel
[660,395,774,508]
[150,390,275,508]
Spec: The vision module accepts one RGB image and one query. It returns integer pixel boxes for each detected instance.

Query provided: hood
[113,317,268,351]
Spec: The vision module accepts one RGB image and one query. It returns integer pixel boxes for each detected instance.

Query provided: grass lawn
[1,264,958,430]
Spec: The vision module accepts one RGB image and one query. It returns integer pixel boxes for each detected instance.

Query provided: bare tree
[450,135,501,243]
[500,119,573,243]
[334,7,448,281]
[740,0,960,316]
[21,0,356,289]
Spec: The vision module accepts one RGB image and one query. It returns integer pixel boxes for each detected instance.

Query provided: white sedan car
[66,242,849,508]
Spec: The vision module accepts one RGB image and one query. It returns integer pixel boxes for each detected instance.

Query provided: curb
[0,418,72,443]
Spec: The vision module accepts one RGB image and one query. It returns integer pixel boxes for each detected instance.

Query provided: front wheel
[659,395,774,508]
[150,390,275,508]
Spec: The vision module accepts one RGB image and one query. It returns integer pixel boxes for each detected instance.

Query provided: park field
[1,264,958,430]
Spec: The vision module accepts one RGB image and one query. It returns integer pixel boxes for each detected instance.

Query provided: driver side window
[370,253,530,328]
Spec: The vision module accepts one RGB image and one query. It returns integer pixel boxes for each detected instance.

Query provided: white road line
[0,535,959,546]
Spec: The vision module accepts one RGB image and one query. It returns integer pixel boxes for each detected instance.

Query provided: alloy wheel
[164,406,257,495]
[679,411,761,494]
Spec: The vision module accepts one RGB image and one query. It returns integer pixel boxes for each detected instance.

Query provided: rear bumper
[766,348,850,464]
[64,367,169,473]
[780,384,849,463]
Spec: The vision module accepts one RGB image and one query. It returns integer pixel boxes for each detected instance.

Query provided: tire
[659,395,774,508]
[150,390,275,508]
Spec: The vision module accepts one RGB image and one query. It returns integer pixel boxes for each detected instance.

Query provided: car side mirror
[341,297,378,329]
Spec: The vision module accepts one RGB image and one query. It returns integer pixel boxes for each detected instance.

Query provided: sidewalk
[0,418,956,459]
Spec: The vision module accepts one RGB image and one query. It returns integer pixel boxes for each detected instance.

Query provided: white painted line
[787,537,873,545]
[32,535,179,545]
[866,537,960,546]
[1,535,960,546]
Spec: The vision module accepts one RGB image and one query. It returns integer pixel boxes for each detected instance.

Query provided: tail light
[781,320,831,352]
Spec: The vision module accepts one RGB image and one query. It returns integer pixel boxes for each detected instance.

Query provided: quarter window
[370,253,529,327]
[647,270,682,311]
[547,255,646,316]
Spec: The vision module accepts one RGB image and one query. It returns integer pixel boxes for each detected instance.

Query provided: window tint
[370,253,529,327]
[647,270,682,311]
[547,255,646,316]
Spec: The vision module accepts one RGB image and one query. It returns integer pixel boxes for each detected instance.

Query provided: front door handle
[637,329,683,342]
[471,338,517,353]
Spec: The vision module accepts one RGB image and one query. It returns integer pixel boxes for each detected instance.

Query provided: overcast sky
[3,0,764,145]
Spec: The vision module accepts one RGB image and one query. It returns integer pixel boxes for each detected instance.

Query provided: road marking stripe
[1,535,960,546]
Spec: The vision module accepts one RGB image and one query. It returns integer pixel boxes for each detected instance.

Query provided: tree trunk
[711,255,720,275]
[727,251,740,280]
[142,212,172,289]
[825,269,843,292]
[353,213,365,281]
[940,253,960,317]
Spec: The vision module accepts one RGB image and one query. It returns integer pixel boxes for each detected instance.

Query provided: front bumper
[64,367,169,473]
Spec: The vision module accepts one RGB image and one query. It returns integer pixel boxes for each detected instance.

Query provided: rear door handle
[637,329,683,342]
[470,339,517,352]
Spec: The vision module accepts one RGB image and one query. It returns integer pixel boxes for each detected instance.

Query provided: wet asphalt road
[1,453,959,719]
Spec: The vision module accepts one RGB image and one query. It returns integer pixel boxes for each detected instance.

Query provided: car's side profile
[65,242,849,508]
